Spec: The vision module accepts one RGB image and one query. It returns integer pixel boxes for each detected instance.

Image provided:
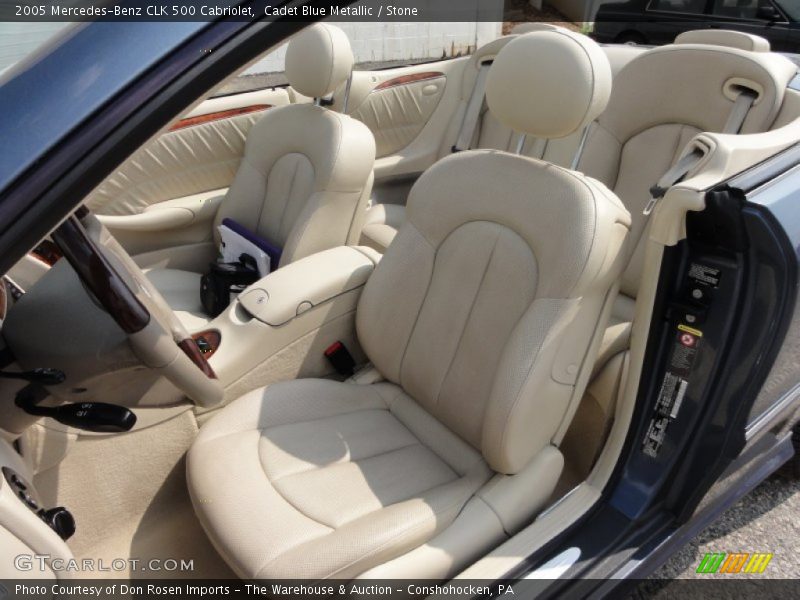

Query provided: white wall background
[0,20,503,77]
[245,21,502,75]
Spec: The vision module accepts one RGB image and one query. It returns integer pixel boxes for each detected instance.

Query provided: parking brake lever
[15,385,137,433]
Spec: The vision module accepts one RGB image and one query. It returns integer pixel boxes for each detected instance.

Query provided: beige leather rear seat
[579,31,795,366]
[359,31,644,253]
[557,29,797,485]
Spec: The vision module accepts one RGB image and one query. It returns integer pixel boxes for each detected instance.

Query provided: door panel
[85,88,290,218]
[339,57,468,181]
[348,72,446,157]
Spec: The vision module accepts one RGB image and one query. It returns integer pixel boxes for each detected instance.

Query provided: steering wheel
[50,208,223,408]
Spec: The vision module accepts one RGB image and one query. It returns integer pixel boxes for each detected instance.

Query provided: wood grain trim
[31,240,63,266]
[373,72,444,92]
[178,338,218,379]
[192,330,222,359]
[51,216,150,334]
[169,104,272,132]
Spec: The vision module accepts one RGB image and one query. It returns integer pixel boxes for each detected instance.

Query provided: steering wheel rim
[51,208,223,407]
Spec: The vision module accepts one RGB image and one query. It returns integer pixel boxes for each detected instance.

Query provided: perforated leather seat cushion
[187,379,491,579]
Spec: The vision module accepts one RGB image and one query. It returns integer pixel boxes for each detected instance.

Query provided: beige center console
[202,245,379,404]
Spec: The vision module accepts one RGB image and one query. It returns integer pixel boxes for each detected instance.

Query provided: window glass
[775,0,798,19]
[711,0,759,18]
[648,0,707,14]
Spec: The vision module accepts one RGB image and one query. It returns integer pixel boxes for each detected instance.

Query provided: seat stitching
[268,440,423,485]
[275,154,303,240]
[274,445,461,525]
[493,299,564,466]
[278,115,343,263]
[197,398,388,445]
[385,397,486,477]
[396,223,437,387]
[322,491,473,579]
[256,443,336,530]
[257,406,389,435]
[255,484,472,579]
[433,228,502,409]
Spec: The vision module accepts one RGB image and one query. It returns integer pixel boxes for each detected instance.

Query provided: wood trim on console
[168,105,272,132]
[372,72,444,92]
[178,338,218,379]
[30,240,63,266]
[192,330,222,359]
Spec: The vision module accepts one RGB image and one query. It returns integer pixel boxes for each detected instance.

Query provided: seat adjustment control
[3,467,75,540]
[41,507,76,541]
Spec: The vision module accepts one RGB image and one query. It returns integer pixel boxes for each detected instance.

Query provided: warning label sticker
[642,323,703,459]
[688,263,721,288]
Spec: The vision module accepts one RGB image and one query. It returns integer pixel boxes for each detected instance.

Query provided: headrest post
[342,71,354,114]
[514,134,527,155]
[570,125,591,170]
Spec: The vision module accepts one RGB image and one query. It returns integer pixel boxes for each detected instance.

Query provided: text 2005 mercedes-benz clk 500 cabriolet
[0,1,799,597]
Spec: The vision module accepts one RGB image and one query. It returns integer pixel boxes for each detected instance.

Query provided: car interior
[1,20,800,582]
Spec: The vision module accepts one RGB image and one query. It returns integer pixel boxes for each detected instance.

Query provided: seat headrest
[285,24,354,99]
[486,30,612,139]
[675,29,770,52]
[600,43,797,139]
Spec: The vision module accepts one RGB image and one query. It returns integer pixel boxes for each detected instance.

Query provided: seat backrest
[357,31,632,475]
[215,24,376,268]
[577,33,797,301]
[439,27,644,163]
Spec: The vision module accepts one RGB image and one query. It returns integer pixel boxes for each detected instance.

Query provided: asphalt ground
[628,471,800,598]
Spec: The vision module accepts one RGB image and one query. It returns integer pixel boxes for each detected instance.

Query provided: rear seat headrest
[600,43,797,138]
[486,30,612,139]
[285,24,354,99]
[675,29,770,52]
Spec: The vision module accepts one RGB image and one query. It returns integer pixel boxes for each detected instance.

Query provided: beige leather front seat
[187,30,631,580]
[147,24,376,329]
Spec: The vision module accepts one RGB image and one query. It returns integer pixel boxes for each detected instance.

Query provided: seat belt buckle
[324,341,356,377]
[643,184,668,216]
[451,145,463,153]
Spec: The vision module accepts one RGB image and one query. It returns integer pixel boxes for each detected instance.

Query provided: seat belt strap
[643,87,756,216]
[452,61,491,153]
[643,148,705,215]
[722,88,758,134]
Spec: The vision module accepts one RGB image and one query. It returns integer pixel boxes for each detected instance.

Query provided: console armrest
[238,247,377,326]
